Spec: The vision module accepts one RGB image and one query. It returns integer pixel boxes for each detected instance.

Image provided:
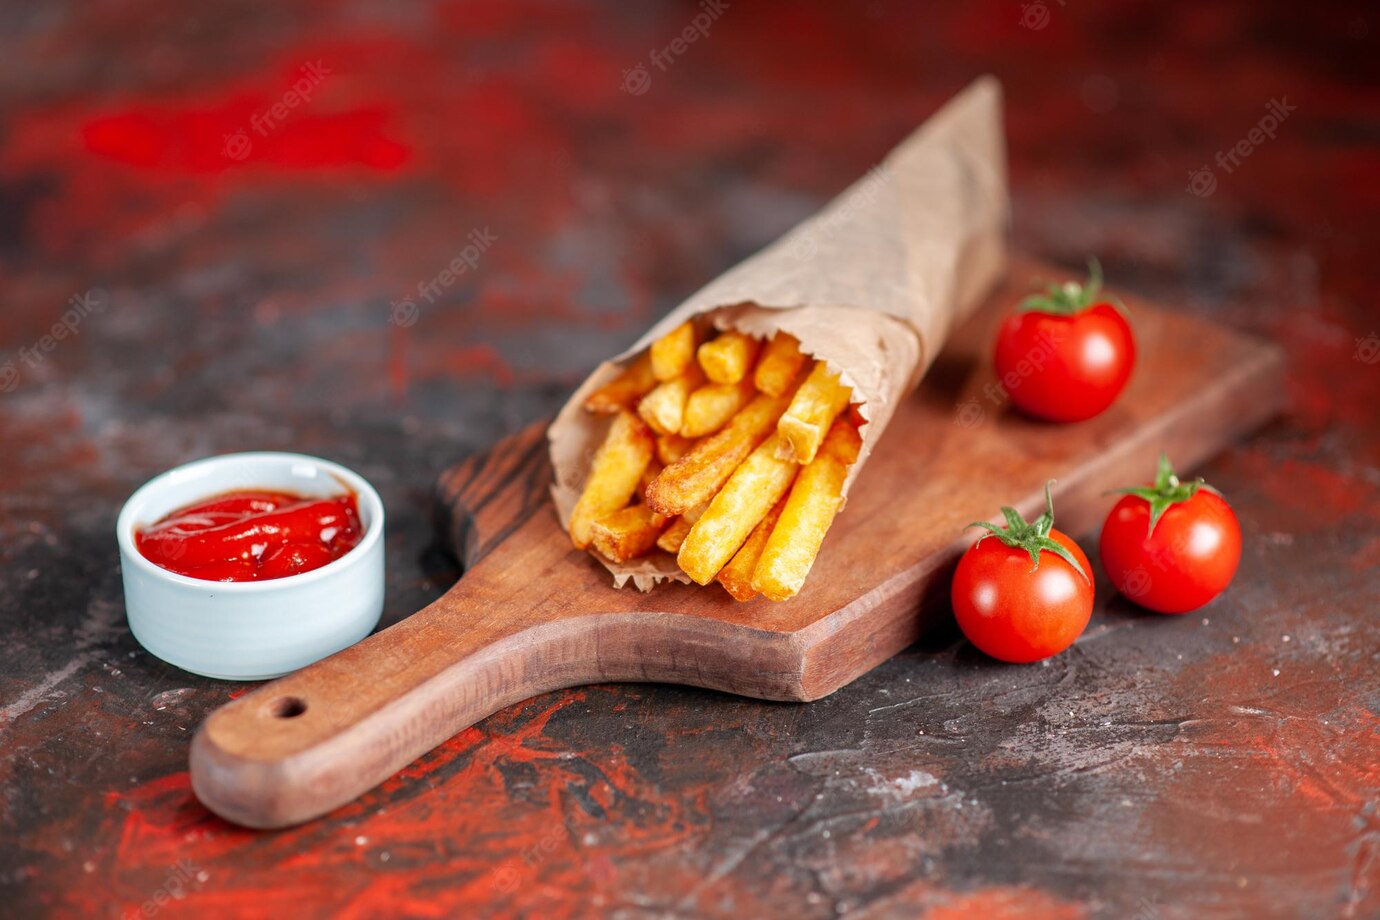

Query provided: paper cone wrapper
[549,77,1010,590]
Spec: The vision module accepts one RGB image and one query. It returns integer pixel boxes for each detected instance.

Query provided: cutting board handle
[190,425,581,829]
[188,521,567,827]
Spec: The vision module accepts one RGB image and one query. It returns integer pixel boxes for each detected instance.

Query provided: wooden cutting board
[189,259,1284,828]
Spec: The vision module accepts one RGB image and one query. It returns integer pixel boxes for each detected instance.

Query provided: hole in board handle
[271,696,308,719]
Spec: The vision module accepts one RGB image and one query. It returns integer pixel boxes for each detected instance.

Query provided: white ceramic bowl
[117,452,385,680]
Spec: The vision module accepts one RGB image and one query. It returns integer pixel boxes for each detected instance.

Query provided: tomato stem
[1109,452,1221,537]
[1016,258,1105,316]
[965,481,1089,582]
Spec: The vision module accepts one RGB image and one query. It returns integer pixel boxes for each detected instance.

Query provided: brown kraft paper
[549,76,1010,590]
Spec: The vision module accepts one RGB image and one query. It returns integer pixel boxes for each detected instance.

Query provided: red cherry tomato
[994,261,1136,423]
[951,485,1095,663]
[1100,454,1241,614]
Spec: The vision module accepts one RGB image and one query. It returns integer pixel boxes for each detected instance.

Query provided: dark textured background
[1,1,1376,918]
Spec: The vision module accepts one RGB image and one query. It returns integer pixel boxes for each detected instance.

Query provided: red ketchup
[136,489,363,582]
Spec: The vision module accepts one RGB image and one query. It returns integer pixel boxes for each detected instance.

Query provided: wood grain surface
[190,259,1283,828]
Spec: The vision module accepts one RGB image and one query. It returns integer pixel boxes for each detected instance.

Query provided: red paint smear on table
[0,40,416,258]
[924,886,1087,920]
[91,689,699,918]
[82,99,409,173]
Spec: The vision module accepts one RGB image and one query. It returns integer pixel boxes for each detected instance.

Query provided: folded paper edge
[547,76,1010,590]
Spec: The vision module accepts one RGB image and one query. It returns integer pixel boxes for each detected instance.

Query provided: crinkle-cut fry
[754,332,807,397]
[589,504,670,563]
[697,331,761,385]
[568,411,655,550]
[655,433,695,466]
[752,418,861,601]
[637,363,705,436]
[650,321,698,381]
[677,434,799,585]
[583,353,656,414]
[644,388,795,517]
[681,379,755,439]
[655,501,706,553]
[777,360,853,464]
[716,495,788,602]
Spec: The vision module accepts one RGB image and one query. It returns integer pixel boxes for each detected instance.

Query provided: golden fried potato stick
[752,418,862,601]
[777,361,852,464]
[697,330,761,385]
[568,411,655,550]
[753,332,807,397]
[650,321,698,381]
[655,433,695,466]
[715,495,788,602]
[644,389,795,517]
[638,458,664,494]
[590,505,670,563]
[677,434,799,585]
[583,353,657,414]
[681,379,755,439]
[637,363,705,436]
[655,501,706,553]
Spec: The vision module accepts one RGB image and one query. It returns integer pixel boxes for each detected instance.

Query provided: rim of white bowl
[116,451,385,592]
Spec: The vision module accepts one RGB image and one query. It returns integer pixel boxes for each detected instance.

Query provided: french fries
[777,361,852,464]
[584,353,657,414]
[655,501,706,553]
[697,331,760,385]
[639,458,664,494]
[678,434,799,584]
[568,411,655,550]
[566,329,862,597]
[644,390,793,517]
[637,364,705,436]
[751,417,862,601]
[656,433,695,466]
[754,332,807,397]
[650,321,698,381]
[716,496,787,601]
[590,505,670,563]
[681,379,755,438]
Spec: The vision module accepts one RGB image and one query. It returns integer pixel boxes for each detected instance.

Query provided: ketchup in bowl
[135,489,363,582]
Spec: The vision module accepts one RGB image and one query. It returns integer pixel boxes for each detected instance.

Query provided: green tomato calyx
[966,481,1089,582]
[1017,258,1105,316]
[1111,452,1221,538]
